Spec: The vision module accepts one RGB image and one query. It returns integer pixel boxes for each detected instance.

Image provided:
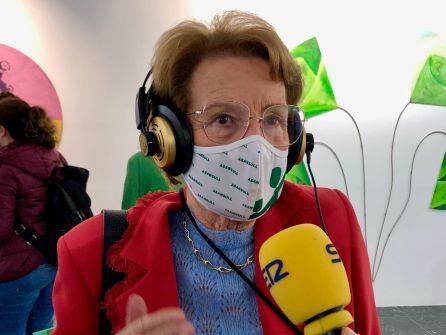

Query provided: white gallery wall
[1,0,445,307]
[0,0,188,214]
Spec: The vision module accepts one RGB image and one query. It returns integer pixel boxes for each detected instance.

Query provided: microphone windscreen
[259,224,352,328]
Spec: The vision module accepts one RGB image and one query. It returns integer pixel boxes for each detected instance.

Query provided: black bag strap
[13,222,45,252]
[6,161,50,248]
[100,210,128,335]
[2,162,45,251]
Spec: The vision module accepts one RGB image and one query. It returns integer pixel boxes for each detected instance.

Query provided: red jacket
[52,182,381,334]
[0,142,65,281]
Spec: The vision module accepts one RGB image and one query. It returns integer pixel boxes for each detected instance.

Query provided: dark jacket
[0,142,66,281]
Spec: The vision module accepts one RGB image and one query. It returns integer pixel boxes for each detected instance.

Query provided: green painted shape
[290,37,321,74]
[430,181,446,210]
[430,152,446,210]
[411,53,446,107]
[270,167,282,188]
[290,37,337,118]
[285,162,312,186]
[430,55,446,86]
[438,156,446,181]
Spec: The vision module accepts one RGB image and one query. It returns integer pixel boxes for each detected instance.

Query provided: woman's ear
[0,126,5,147]
[0,125,12,147]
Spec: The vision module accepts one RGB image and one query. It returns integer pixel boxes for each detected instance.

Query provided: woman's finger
[138,319,195,335]
[341,327,359,335]
[117,307,189,335]
[126,294,148,324]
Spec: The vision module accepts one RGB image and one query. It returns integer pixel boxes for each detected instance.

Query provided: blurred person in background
[121,152,184,210]
[0,92,66,335]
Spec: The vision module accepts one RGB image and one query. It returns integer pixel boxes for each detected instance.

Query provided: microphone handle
[326,330,342,335]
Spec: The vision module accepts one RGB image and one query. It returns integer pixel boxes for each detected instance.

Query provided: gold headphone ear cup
[148,116,177,168]
[295,129,307,165]
[139,133,150,156]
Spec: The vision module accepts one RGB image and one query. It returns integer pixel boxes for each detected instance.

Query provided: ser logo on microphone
[326,243,342,263]
[262,259,289,289]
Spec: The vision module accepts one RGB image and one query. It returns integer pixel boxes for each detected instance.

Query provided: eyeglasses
[186,101,305,148]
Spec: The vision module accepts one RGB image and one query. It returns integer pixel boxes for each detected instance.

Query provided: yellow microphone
[259,224,353,335]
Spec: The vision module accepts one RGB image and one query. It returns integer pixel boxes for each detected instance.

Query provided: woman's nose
[244,117,263,138]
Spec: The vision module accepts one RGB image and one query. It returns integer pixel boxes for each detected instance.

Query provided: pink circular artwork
[0,43,63,141]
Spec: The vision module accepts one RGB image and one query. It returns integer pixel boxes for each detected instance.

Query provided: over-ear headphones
[135,70,314,175]
[135,70,194,176]
[286,109,314,171]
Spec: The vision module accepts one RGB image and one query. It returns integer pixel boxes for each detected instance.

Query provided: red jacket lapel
[107,192,182,331]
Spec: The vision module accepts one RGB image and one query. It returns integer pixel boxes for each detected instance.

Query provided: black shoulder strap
[100,210,128,335]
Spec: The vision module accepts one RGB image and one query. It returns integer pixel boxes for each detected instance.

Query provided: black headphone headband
[135,69,313,175]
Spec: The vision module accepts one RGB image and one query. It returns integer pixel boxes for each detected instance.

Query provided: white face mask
[183,135,288,221]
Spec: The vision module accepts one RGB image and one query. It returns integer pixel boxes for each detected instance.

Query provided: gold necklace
[182,214,255,273]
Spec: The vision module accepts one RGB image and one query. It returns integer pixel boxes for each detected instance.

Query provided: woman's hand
[116,294,195,335]
[342,327,359,335]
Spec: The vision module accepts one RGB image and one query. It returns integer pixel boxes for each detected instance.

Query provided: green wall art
[373,35,446,281]
[430,153,446,210]
[411,43,446,107]
[285,37,338,186]
[410,40,446,210]
[291,37,338,118]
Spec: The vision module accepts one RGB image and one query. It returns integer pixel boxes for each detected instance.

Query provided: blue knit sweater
[169,210,262,334]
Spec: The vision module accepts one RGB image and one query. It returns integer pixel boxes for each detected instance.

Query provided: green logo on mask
[198,193,215,205]
[249,167,284,220]
[248,177,259,185]
[238,157,258,169]
[198,153,210,161]
[231,183,249,196]
[219,163,239,176]
[189,175,203,187]
[202,170,221,181]
[213,189,232,201]
[224,208,245,219]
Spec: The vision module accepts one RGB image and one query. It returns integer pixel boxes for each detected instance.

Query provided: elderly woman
[52,11,380,335]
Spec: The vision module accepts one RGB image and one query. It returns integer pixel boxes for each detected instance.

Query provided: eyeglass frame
[185,100,307,148]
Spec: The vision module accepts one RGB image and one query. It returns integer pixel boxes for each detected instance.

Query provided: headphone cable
[306,150,329,235]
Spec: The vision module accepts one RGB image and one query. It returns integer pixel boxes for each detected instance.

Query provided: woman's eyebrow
[260,102,286,111]
[263,103,281,108]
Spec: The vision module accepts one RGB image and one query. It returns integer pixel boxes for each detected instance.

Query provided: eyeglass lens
[200,102,303,147]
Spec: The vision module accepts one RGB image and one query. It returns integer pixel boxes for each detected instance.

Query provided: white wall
[0,0,188,213]
[1,0,445,307]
